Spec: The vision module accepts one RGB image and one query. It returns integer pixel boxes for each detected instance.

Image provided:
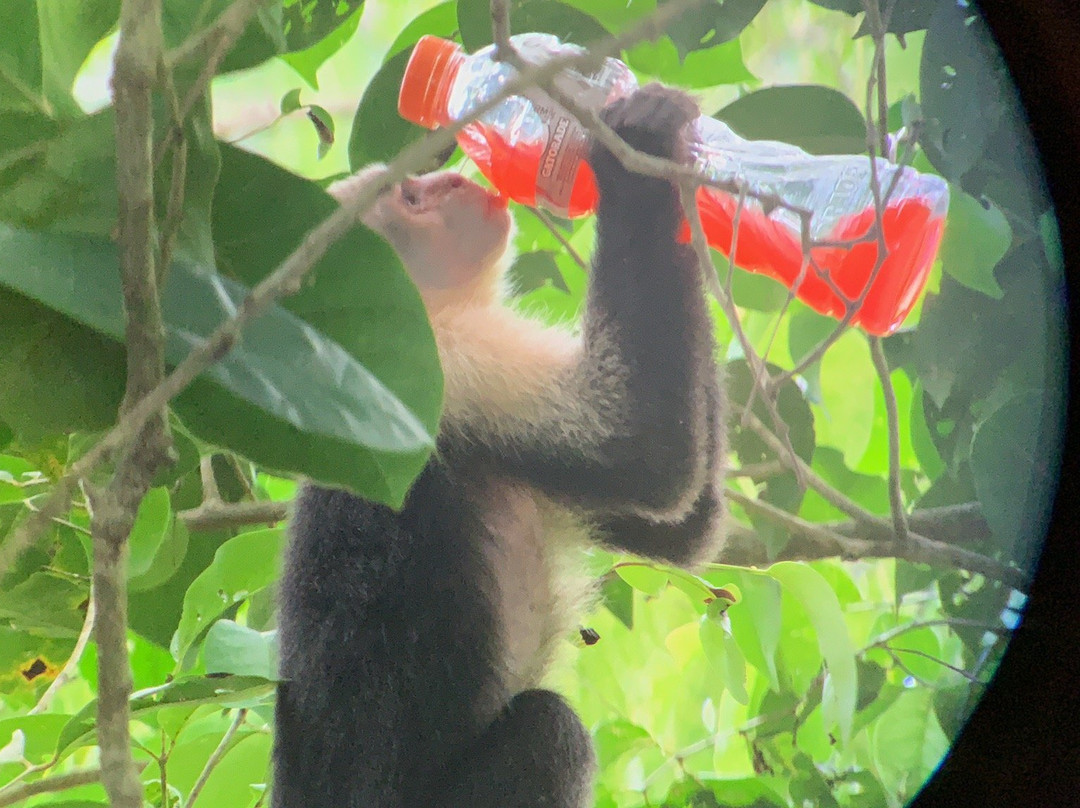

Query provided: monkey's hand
[590,83,699,203]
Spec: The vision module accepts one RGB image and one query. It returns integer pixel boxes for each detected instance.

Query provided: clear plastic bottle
[398,34,950,336]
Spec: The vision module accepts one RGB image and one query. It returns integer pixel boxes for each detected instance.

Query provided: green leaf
[0,714,72,763]
[727,359,815,551]
[624,36,754,88]
[699,616,749,704]
[305,103,335,160]
[129,516,189,593]
[281,4,363,88]
[870,688,948,790]
[909,382,945,481]
[615,564,668,598]
[162,0,285,74]
[127,487,172,580]
[919,0,1007,180]
[0,219,434,499]
[211,146,442,501]
[0,111,118,237]
[280,87,303,115]
[508,250,567,294]
[815,329,875,467]
[172,528,285,665]
[55,675,275,759]
[661,0,766,58]
[458,0,609,51]
[348,48,427,171]
[203,620,278,679]
[0,573,86,638]
[0,454,46,504]
[715,85,867,156]
[283,0,363,52]
[937,189,1009,298]
[768,561,857,741]
[34,0,121,117]
[0,626,75,701]
[719,569,782,692]
[388,2,459,58]
[600,575,634,630]
[970,390,1060,563]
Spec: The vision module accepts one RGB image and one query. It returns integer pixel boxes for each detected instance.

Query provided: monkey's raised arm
[438,86,725,563]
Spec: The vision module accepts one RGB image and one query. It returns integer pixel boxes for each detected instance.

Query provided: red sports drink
[398,34,950,336]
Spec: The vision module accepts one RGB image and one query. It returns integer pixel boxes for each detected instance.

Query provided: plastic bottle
[398,33,950,336]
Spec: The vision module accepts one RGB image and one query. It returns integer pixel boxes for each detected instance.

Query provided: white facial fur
[328,164,513,296]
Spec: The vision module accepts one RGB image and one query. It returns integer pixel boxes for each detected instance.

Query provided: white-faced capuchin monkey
[272,84,727,808]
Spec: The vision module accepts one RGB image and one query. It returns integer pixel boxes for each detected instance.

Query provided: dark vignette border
[909,2,1080,806]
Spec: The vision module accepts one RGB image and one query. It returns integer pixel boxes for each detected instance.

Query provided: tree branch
[183,709,247,808]
[92,3,171,808]
[722,492,1029,590]
[178,500,289,532]
[0,767,103,808]
[870,335,910,544]
[29,588,96,715]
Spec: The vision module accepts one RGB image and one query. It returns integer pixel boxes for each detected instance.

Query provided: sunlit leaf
[172,528,285,666]
[768,561,857,741]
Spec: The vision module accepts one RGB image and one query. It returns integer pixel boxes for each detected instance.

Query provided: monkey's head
[330,164,513,304]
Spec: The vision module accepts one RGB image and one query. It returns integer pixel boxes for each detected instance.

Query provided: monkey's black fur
[273,86,724,808]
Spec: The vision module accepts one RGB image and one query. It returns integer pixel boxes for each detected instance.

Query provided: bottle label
[525,61,622,217]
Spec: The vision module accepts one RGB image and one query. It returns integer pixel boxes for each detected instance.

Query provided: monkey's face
[356,168,512,292]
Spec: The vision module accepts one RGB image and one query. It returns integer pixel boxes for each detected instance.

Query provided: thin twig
[869,335,910,544]
[728,489,875,558]
[156,54,187,288]
[528,207,588,271]
[29,590,96,715]
[678,183,806,488]
[743,412,887,530]
[178,499,289,532]
[0,767,103,808]
[96,2,170,807]
[490,0,512,58]
[184,709,248,808]
[156,0,271,168]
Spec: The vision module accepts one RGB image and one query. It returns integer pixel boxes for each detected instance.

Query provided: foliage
[0,1,1064,808]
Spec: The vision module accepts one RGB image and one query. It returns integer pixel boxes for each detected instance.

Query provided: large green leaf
[970,390,1060,567]
[919,0,1007,181]
[0,222,434,498]
[348,49,427,171]
[624,36,754,89]
[282,0,362,52]
[203,620,278,679]
[715,85,867,156]
[281,3,364,88]
[726,359,815,552]
[171,528,284,665]
[768,561,857,741]
[162,0,286,73]
[661,0,766,58]
[0,0,119,119]
[211,146,442,456]
[937,188,1010,299]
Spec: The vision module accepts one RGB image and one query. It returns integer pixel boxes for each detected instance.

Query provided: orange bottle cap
[398,35,463,129]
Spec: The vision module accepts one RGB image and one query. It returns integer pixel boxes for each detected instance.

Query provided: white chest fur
[479,482,595,697]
